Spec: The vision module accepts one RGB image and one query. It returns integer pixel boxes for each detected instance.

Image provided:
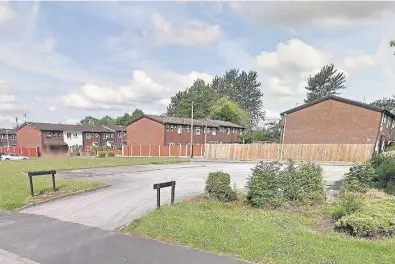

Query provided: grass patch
[0,156,187,210]
[124,198,395,264]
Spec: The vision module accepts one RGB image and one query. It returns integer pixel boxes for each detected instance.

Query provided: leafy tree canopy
[79,109,144,126]
[240,121,282,143]
[209,98,250,126]
[371,96,395,114]
[305,64,346,103]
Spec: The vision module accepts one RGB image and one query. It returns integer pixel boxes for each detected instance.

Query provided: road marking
[0,248,40,264]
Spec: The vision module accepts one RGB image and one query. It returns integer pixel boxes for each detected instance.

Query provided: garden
[125,155,395,264]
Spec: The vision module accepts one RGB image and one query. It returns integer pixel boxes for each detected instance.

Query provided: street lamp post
[5,130,10,151]
[119,125,124,148]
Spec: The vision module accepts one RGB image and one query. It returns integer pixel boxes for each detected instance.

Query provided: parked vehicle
[0,153,29,161]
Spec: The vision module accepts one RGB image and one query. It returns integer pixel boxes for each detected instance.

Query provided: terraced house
[0,128,17,147]
[127,115,244,146]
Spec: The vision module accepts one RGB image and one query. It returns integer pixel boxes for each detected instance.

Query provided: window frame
[73,133,78,138]
[86,133,92,139]
[67,133,72,139]
[177,126,182,134]
[212,128,217,135]
[196,127,201,135]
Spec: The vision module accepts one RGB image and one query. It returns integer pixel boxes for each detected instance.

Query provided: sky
[0,1,394,128]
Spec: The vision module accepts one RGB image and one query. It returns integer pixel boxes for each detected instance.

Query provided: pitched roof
[140,115,244,128]
[16,122,113,133]
[0,128,16,134]
[280,95,395,118]
[102,125,127,132]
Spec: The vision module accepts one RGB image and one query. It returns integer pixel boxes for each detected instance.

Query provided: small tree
[390,40,395,54]
[370,96,395,114]
[209,98,250,126]
[305,64,346,103]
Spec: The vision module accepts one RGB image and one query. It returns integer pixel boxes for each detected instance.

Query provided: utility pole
[6,130,9,151]
[204,119,208,144]
[190,101,194,157]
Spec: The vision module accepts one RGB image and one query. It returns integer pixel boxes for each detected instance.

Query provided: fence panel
[0,146,39,157]
[205,143,374,162]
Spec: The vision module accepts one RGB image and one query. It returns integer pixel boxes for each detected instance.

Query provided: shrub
[107,152,115,157]
[246,162,283,208]
[386,182,395,195]
[98,152,106,158]
[205,171,237,202]
[341,179,369,193]
[374,158,395,188]
[344,163,376,186]
[280,162,326,204]
[330,194,364,219]
[335,198,395,237]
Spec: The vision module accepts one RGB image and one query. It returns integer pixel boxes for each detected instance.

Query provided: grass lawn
[124,198,395,264]
[0,156,186,211]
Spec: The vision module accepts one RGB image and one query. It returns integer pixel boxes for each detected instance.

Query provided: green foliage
[205,171,237,202]
[209,97,250,126]
[280,162,326,204]
[107,152,115,157]
[386,145,395,151]
[370,96,395,114]
[79,109,144,126]
[344,163,376,188]
[166,69,264,127]
[391,40,395,55]
[305,63,346,103]
[246,161,325,208]
[72,146,80,156]
[330,194,364,219]
[374,158,395,188]
[98,152,106,158]
[240,121,282,143]
[335,198,395,237]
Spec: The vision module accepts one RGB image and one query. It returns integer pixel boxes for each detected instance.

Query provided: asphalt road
[0,212,246,264]
[21,161,350,230]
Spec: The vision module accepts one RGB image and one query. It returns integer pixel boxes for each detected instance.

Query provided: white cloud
[229,2,395,28]
[151,14,222,46]
[0,1,15,24]
[62,70,213,111]
[344,55,376,70]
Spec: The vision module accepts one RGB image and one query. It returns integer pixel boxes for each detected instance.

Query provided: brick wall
[16,125,43,149]
[0,133,17,146]
[284,99,381,144]
[127,118,165,146]
[83,132,101,151]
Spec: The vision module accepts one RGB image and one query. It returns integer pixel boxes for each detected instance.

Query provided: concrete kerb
[16,184,111,212]
[193,158,356,166]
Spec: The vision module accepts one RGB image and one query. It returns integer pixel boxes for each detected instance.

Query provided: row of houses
[0,115,245,155]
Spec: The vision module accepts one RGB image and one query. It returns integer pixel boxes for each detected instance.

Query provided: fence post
[159,145,161,156]
[168,146,171,157]
[178,144,181,157]
[130,145,133,157]
[200,145,203,157]
[139,145,142,156]
[122,145,124,156]
[185,145,188,157]
[149,145,151,157]
[171,181,176,204]
[28,147,31,157]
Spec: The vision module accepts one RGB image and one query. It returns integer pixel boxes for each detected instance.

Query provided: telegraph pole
[190,101,194,157]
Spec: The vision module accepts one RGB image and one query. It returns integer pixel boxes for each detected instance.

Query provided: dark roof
[16,122,113,133]
[102,125,127,132]
[280,95,395,118]
[0,128,16,134]
[138,115,244,128]
[43,140,67,146]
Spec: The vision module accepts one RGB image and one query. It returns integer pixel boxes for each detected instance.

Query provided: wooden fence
[0,146,39,157]
[122,145,204,157]
[205,143,375,162]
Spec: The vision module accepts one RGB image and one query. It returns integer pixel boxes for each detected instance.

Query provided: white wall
[63,131,83,151]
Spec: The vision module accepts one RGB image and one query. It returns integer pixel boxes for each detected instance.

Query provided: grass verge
[0,156,187,210]
[124,198,395,264]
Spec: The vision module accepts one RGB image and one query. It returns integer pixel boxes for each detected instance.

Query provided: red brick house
[102,125,127,148]
[126,115,244,146]
[280,95,394,152]
[0,128,17,147]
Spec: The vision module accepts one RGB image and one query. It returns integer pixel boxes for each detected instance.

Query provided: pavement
[21,162,350,230]
[0,212,246,264]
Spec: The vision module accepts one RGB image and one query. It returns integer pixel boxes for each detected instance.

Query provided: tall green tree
[79,116,100,125]
[304,64,346,103]
[371,96,395,114]
[391,40,395,54]
[211,69,264,126]
[130,109,144,122]
[209,98,250,126]
[79,109,144,126]
[166,79,217,119]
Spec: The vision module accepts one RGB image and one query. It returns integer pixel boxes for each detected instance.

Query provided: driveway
[21,162,350,230]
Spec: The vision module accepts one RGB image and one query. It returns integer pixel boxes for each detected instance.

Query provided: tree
[79,116,99,125]
[79,109,145,126]
[371,96,395,114]
[209,98,250,126]
[391,40,395,54]
[166,79,217,119]
[304,64,346,103]
[211,69,264,126]
[130,109,144,122]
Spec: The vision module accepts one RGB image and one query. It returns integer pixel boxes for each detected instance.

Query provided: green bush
[386,182,395,195]
[330,194,364,219]
[205,171,237,202]
[246,162,283,208]
[107,152,115,157]
[374,158,395,188]
[98,152,106,158]
[341,179,369,193]
[335,198,395,237]
[344,163,376,186]
[280,162,326,204]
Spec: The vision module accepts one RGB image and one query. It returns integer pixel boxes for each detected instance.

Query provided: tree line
[79,109,144,126]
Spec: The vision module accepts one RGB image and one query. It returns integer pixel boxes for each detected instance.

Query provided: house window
[166,125,170,131]
[73,133,78,138]
[186,126,190,133]
[86,133,91,139]
[212,128,217,135]
[58,132,62,137]
[196,127,201,135]
[207,128,210,133]
[46,132,52,138]
[240,129,243,135]
[118,132,124,138]
[67,133,71,139]
[170,125,174,131]
[227,128,230,135]
[111,133,114,138]
[177,126,182,134]
[0,135,3,139]
[232,128,236,134]
[11,135,16,140]
[94,133,99,138]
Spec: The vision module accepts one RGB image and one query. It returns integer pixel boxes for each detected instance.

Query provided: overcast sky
[0,1,394,127]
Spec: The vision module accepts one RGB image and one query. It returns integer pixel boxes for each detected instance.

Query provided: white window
[177,126,182,134]
[166,125,170,131]
[212,128,216,135]
[186,126,190,133]
[86,133,91,139]
[67,133,71,139]
[0,135,3,139]
[196,127,201,135]
[232,128,236,134]
[387,117,390,128]
[73,133,78,138]
[11,135,16,140]
[111,133,114,138]
[207,128,210,133]
[58,132,62,137]
[94,133,99,138]
[170,125,174,131]
[240,129,243,135]
[46,132,52,138]
[227,128,230,135]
